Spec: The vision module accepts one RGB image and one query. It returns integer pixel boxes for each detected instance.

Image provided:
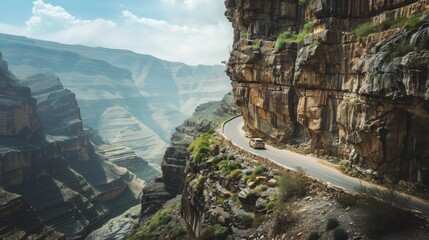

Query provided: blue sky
[0,0,233,65]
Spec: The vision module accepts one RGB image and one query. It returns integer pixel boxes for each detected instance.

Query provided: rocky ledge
[0,189,66,240]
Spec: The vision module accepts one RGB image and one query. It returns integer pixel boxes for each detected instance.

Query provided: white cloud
[0,0,233,65]
[122,10,198,32]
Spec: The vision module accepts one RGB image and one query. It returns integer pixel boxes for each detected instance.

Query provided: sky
[0,0,233,65]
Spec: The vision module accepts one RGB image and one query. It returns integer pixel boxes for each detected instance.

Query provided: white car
[249,138,265,149]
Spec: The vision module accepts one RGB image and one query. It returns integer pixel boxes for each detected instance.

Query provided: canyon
[0,52,145,239]
[0,33,231,167]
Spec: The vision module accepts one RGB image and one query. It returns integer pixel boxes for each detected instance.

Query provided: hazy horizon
[0,0,233,66]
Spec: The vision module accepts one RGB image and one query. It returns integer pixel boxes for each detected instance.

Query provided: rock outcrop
[0,54,144,239]
[0,189,66,240]
[140,92,240,218]
[225,0,429,184]
[95,144,148,170]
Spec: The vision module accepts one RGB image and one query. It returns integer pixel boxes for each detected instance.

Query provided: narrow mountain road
[222,116,429,217]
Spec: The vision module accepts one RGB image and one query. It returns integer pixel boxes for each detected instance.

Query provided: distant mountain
[0,33,231,166]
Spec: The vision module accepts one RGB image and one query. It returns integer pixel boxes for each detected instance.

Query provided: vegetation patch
[298,0,307,5]
[354,17,405,39]
[127,199,185,240]
[240,214,254,228]
[270,204,296,236]
[251,44,261,52]
[355,13,429,39]
[278,171,307,201]
[275,21,314,50]
[382,42,414,59]
[404,14,429,32]
[199,224,229,240]
[188,132,213,164]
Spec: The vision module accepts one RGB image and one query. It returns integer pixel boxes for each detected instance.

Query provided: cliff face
[225,0,429,184]
[0,54,145,239]
[140,93,240,217]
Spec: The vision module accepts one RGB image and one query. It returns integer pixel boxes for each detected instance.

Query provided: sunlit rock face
[226,0,429,183]
[0,54,145,239]
[0,33,231,166]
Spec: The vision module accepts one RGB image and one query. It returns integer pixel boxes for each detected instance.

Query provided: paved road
[223,116,429,217]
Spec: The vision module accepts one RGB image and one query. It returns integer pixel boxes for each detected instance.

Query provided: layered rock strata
[0,54,144,239]
[225,0,429,184]
[0,189,66,240]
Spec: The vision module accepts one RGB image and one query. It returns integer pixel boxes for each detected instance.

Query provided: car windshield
[256,140,264,143]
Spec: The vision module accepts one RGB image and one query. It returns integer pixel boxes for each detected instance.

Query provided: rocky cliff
[0,54,145,239]
[140,92,239,217]
[225,0,429,184]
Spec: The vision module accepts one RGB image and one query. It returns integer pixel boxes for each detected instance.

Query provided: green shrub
[211,156,220,164]
[258,184,268,191]
[216,196,225,204]
[254,165,268,175]
[251,44,261,52]
[195,176,207,191]
[274,21,313,50]
[298,0,307,5]
[188,133,213,164]
[350,97,360,105]
[275,31,291,50]
[244,169,253,175]
[265,200,277,210]
[278,172,307,201]
[332,228,348,240]
[307,231,321,240]
[355,17,404,39]
[326,218,339,231]
[309,41,318,48]
[405,14,429,32]
[229,169,242,178]
[199,224,229,240]
[240,31,248,39]
[240,214,253,228]
[217,160,241,174]
[382,42,414,59]
[227,153,236,160]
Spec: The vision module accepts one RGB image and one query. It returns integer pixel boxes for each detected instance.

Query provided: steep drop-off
[225,0,429,184]
[140,92,240,218]
[0,53,144,239]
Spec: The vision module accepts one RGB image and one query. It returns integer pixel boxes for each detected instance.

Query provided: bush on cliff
[275,21,314,50]
[199,224,229,240]
[188,132,213,164]
[278,171,307,201]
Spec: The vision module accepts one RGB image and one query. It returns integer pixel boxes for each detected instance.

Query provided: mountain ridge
[0,32,231,166]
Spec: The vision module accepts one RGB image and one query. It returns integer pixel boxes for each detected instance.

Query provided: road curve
[222,116,429,217]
